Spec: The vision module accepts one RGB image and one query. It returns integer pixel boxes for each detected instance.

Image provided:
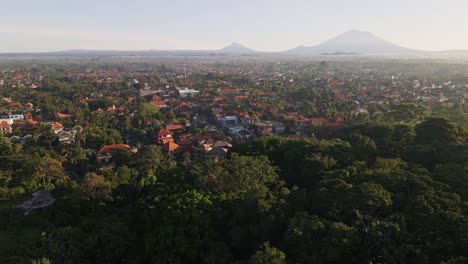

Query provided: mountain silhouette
[219,42,256,53]
[286,30,419,55]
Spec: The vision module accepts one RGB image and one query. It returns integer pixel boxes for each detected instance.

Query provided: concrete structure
[17,189,56,215]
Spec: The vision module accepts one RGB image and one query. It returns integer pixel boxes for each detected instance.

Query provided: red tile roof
[151,100,167,106]
[258,91,277,97]
[220,88,239,94]
[57,112,75,119]
[178,102,191,109]
[51,122,64,129]
[166,124,184,131]
[98,144,130,154]
[14,119,37,126]
[162,141,179,152]
[0,121,11,128]
[157,129,171,138]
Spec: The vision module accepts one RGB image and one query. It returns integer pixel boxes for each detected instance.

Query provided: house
[177,102,192,116]
[151,100,168,109]
[206,147,228,161]
[97,144,131,163]
[9,102,21,108]
[204,140,231,161]
[234,95,248,102]
[193,134,214,147]
[212,140,232,149]
[157,128,173,144]
[161,141,180,154]
[166,124,184,134]
[258,91,277,100]
[50,122,64,134]
[178,138,194,154]
[2,98,12,103]
[0,118,14,125]
[56,112,75,120]
[220,88,239,97]
[193,144,212,161]
[310,116,345,128]
[179,133,193,140]
[327,116,345,128]
[0,121,12,134]
[177,87,199,98]
[13,118,38,129]
[57,131,74,144]
[1,114,24,120]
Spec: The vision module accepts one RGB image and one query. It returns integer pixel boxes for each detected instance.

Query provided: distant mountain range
[2,30,468,56]
[286,30,419,55]
[219,42,256,53]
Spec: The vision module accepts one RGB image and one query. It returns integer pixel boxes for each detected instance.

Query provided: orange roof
[160,137,174,144]
[261,127,271,136]
[310,118,329,125]
[258,91,277,97]
[28,119,38,125]
[14,119,37,126]
[195,144,211,151]
[178,102,191,109]
[162,141,179,152]
[151,100,167,106]
[98,144,130,154]
[220,88,239,94]
[57,112,75,119]
[234,96,248,102]
[0,121,11,128]
[166,124,184,131]
[158,128,171,138]
[51,122,64,129]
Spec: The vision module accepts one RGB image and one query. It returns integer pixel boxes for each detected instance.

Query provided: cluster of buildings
[2,61,468,168]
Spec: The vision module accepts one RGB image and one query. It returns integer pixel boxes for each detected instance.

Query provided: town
[1,57,467,168]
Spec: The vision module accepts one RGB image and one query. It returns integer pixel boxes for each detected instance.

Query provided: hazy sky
[1,0,468,52]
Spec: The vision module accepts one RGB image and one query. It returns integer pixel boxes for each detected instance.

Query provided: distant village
[1,59,467,168]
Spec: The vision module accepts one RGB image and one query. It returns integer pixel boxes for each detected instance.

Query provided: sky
[1,0,468,52]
